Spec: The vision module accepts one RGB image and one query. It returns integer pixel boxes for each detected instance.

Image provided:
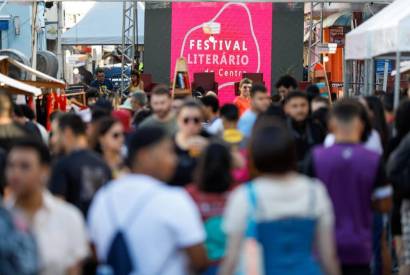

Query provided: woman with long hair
[128,70,144,93]
[221,124,340,275]
[387,99,410,274]
[94,116,127,178]
[187,142,234,275]
[365,96,389,151]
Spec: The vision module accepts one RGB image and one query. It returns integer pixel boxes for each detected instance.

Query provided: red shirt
[186,185,230,221]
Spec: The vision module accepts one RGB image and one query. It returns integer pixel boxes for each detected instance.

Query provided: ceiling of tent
[62,2,144,45]
[345,0,410,60]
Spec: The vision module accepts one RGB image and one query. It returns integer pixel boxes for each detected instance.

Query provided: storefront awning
[0,73,42,96]
[7,57,65,86]
[323,12,351,28]
[0,55,66,89]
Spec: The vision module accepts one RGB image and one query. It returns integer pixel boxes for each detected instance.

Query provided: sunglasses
[112,132,124,139]
[183,117,201,125]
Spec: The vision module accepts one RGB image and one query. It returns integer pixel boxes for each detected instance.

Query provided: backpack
[101,189,158,275]
[0,206,38,275]
[204,215,226,261]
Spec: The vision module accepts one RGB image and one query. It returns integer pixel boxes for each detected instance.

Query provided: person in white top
[5,139,89,275]
[324,97,384,155]
[324,129,383,155]
[88,126,208,275]
[202,95,224,136]
[220,124,340,275]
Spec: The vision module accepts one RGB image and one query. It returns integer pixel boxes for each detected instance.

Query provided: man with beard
[139,85,177,136]
[283,91,325,168]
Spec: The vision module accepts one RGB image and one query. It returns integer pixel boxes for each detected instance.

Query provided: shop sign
[329,27,345,47]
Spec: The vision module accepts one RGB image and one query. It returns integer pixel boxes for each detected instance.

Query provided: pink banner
[171,2,272,104]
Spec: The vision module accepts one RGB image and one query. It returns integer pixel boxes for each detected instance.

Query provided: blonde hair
[239,78,253,88]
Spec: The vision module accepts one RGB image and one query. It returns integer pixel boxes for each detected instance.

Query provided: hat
[119,98,134,111]
[112,110,132,133]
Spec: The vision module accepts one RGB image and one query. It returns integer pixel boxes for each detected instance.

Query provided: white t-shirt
[324,129,383,155]
[35,122,49,145]
[223,175,334,235]
[7,191,89,275]
[206,118,224,135]
[88,174,205,275]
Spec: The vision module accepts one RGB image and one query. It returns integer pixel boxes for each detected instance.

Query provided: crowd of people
[1,73,410,275]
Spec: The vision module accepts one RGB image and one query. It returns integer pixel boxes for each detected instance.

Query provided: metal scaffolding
[120,1,138,95]
[306,1,324,82]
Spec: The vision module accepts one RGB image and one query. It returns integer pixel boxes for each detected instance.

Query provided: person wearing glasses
[234,78,253,116]
[169,100,209,187]
[93,117,127,179]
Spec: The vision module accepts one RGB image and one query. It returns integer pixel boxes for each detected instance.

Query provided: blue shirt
[90,79,114,91]
[238,110,257,139]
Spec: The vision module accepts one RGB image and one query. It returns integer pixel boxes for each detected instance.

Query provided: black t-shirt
[287,118,326,167]
[48,149,112,216]
[169,131,211,187]
[23,121,42,142]
[387,134,410,236]
[169,143,198,187]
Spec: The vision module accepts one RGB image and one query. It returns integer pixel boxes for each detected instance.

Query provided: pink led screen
[171,2,273,103]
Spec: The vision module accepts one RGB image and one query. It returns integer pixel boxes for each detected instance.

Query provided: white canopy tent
[345,0,410,60]
[345,0,410,108]
[61,2,144,45]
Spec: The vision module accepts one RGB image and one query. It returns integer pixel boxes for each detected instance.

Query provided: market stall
[345,0,410,108]
[0,55,66,89]
[0,55,68,129]
[0,72,42,96]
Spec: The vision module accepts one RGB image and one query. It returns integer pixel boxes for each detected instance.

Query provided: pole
[307,1,314,82]
[56,1,63,80]
[323,62,332,103]
[132,1,137,68]
[363,59,368,96]
[31,2,38,81]
[319,2,324,64]
[369,58,374,95]
[343,48,349,97]
[382,60,389,92]
[120,1,127,94]
[394,51,401,110]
